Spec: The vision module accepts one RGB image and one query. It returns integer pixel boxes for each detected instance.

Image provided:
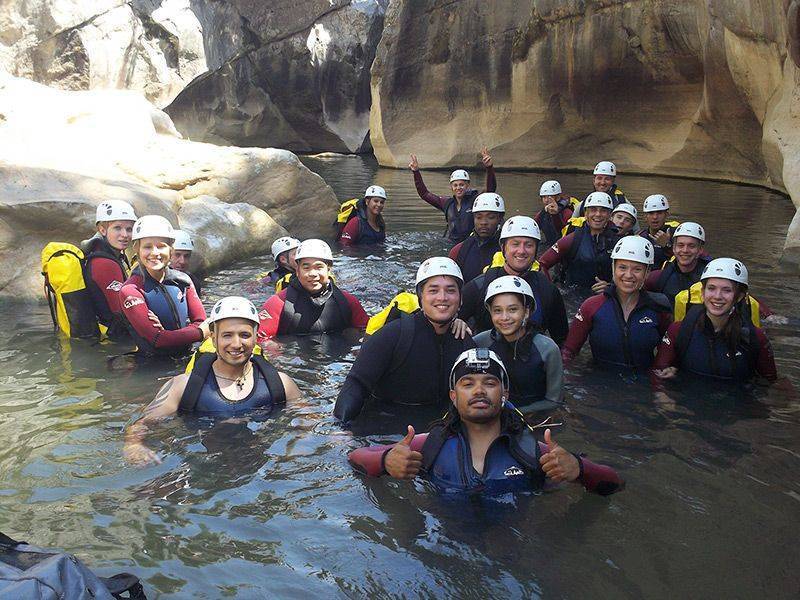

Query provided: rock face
[165,0,387,153]
[0,0,208,107]
[370,0,800,259]
[0,74,338,300]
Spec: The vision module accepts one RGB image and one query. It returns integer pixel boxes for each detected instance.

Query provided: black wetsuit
[451,232,501,283]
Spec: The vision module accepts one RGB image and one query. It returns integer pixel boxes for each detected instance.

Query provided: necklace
[213,363,252,392]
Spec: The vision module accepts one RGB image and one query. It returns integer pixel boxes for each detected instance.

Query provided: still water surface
[0,155,799,598]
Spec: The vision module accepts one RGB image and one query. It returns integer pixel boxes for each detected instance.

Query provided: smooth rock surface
[0,74,335,300]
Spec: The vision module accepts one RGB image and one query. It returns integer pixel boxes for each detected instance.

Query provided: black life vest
[454,232,501,283]
[654,256,712,303]
[278,278,353,335]
[83,235,132,339]
[179,353,286,413]
[562,224,619,287]
[354,215,386,244]
[443,189,478,242]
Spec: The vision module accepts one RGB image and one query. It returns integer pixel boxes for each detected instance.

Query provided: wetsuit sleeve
[544,284,568,346]
[537,442,624,495]
[343,292,369,329]
[485,165,496,193]
[645,269,661,292]
[88,257,126,321]
[754,328,778,381]
[185,283,205,324]
[338,218,360,247]
[413,170,448,211]
[448,242,462,261]
[119,283,203,348]
[348,433,429,477]
[538,234,573,279]
[652,321,681,371]
[334,324,401,423]
[561,295,602,365]
[257,293,285,341]
[534,335,564,403]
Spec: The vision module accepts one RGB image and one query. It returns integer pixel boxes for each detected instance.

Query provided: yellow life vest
[561,216,586,237]
[365,291,420,335]
[484,251,540,273]
[673,281,762,326]
[184,337,264,374]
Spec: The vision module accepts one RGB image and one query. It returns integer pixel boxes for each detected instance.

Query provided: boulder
[165,0,387,153]
[0,0,208,107]
[0,73,337,300]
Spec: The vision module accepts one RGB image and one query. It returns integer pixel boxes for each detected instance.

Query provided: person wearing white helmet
[408,147,497,243]
[644,221,711,304]
[124,296,302,465]
[653,258,777,383]
[448,192,504,282]
[640,194,681,268]
[170,230,203,295]
[459,216,567,344]
[538,191,621,290]
[348,349,624,496]
[611,203,638,236]
[119,215,209,358]
[80,200,138,341]
[338,185,387,247]
[264,236,301,287]
[334,257,476,426]
[562,236,671,372]
[257,239,368,339]
[534,179,579,246]
[575,161,628,217]
[472,276,563,411]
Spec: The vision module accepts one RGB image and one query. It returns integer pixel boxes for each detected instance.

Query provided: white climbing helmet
[294,239,334,263]
[701,258,748,287]
[132,215,176,242]
[539,180,562,196]
[449,169,470,183]
[271,236,301,260]
[95,200,137,224]
[364,185,387,200]
[209,296,260,326]
[471,192,505,213]
[612,203,638,220]
[593,161,617,176]
[642,194,670,213]
[583,191,614,210]
[484,275,535,308]
[611,235,654,265]
[415,257,464,290]
[449,348,510,391]
[673,222,705,243]
[172,230,194,251]
[500,216,541,242]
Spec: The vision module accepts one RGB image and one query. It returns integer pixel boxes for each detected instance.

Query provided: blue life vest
[139,267,191,331]
[443,189,478,243]
[563,225,617,288]
[588,288,670,370]
[653,256,712,304]
[354,216,386,244]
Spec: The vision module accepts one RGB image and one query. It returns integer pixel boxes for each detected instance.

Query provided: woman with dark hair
[652,258,777,382]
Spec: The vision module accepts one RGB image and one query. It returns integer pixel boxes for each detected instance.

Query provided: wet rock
[0,73,337,300]
[0,0,208,107]
[165,0,387,153]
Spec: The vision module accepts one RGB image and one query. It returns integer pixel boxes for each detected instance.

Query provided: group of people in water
[60,150,782,497]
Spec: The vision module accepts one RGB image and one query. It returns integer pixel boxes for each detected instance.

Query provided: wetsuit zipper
[612,294,635,368]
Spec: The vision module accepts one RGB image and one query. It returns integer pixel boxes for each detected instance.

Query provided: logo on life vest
[638,316,654,324]
[123,296,144,309]
[176,289,184,301]
[575,310,584,322]
[661,334,670,345]
[106,280,123,292]
[258,310,270,321]
[552,244,560,254]
[504,466,525,477]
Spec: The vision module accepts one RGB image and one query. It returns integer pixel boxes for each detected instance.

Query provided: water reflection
[0,154,798,597]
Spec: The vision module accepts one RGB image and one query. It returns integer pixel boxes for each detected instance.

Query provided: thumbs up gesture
[385,425,423,480]
[539,428,581,483]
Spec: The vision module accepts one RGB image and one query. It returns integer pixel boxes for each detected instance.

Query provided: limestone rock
[0,0,208,107]
[165,0,387,153]
[0,73,338,300]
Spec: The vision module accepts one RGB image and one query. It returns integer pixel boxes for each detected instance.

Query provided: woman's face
[703,278,742,318]
[365,196,385,216]
[137,237,172,273]
[99,220,134,251]
[613,259,648,294]
[489,293,528,338]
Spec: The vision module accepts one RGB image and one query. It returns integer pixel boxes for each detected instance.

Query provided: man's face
[98,220,134,251]
[612,211,636,234]
[672,236,703,268]
[450,179,468,200]
[502,236,537,272]
[585,206,611,232]
[213,318,256,367]
[593,174,614,193]
[541,194,559,208]
[645,210,668,231]
[420,275,460,324]
[297,258,331,294]
[171,249,191,272]
[279,248,298,272]
[473,211,501,238]
[450,373,504,424]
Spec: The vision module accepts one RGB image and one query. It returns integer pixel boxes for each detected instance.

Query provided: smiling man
[257,239,368,340]
[448,192,505,282]
[334,257,476,426]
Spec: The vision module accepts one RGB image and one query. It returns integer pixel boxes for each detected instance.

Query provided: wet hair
[701,279,746,354]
